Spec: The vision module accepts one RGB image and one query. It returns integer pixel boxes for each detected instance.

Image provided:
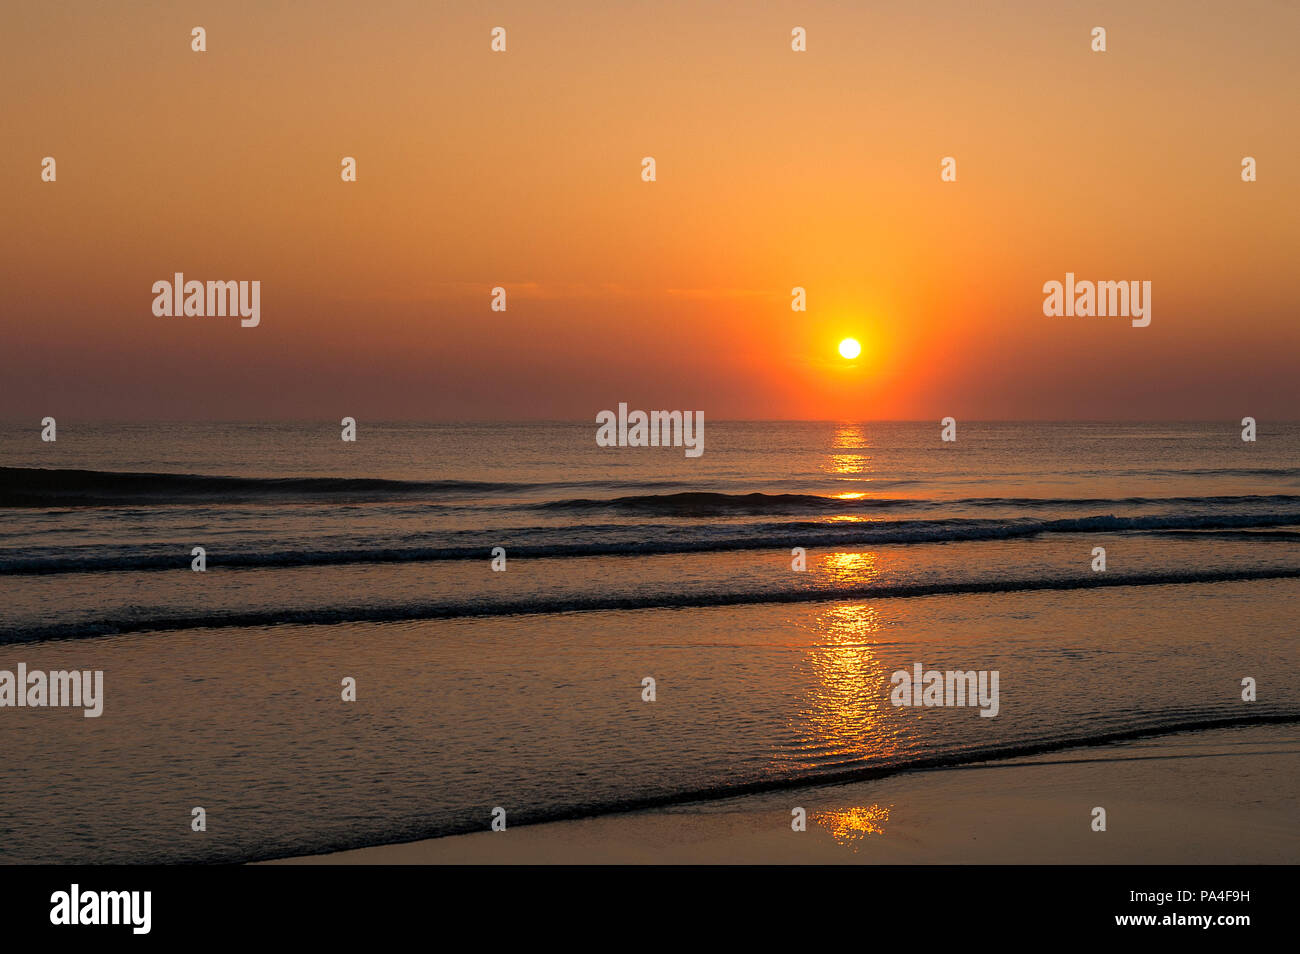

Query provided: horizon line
[3,418,1295,427]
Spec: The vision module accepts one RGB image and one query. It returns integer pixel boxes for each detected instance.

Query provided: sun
[838,337,862,360]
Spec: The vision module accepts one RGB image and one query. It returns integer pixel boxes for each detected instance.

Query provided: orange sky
[2,0,1297,420]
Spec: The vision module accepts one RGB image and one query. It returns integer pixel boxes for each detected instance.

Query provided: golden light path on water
[794,601,902,760]
[823,422,922,518]
[789,426,912,850]
[787,600,910,850]
[826,423,871,477]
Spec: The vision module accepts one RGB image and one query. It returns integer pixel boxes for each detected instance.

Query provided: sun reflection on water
[814,804,893,849]
[788,602,905,768]
[819,551,880,586]
[825,423,872,477]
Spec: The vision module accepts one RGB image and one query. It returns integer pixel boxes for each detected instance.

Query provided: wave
[6,509,1300,574]
[243,711,1300,862]
[1112,466,1300,479]
[536,491,925,514]
[536,490,1300,516]
[0,467,693,507]
[8,565,1300,643]
[8,466,1300,512]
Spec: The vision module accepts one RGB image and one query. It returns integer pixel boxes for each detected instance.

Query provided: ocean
[2,420,1298,862]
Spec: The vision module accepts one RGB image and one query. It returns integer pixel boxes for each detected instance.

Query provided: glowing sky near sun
[2,0,1297,420]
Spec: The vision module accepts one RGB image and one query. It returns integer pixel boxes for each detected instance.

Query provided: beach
[2,421,1298,864]
[274,724,1300,864]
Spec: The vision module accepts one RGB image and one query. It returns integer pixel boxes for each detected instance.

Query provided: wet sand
[270,723,1300,864]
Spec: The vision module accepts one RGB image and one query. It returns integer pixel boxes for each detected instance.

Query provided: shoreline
[265,722,1300,865]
